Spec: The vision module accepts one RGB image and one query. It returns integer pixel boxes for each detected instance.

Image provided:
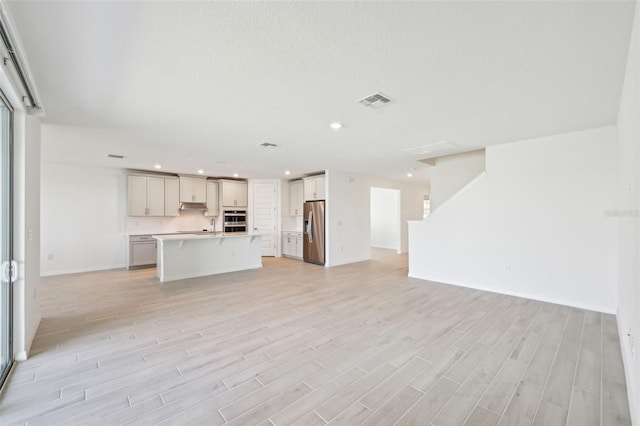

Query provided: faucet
[210,217,216,232]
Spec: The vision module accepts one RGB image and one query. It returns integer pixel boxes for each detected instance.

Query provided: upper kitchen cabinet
[179,176,207,203]
[288,180,303,216]
[221,180,248,207]
[164,178,180,216]
[128,175,165,216]
[303,175,325,201]
[204,180,220,217]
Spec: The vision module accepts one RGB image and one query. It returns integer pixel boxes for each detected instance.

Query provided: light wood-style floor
[0,249,631,426]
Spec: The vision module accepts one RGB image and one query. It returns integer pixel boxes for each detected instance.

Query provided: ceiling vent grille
[402,141,459,156]
[259,142,278,148]
[358,92,394,108]
[107,154,124,159]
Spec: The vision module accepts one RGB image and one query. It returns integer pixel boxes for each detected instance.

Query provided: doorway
[370,187,401,253]
[0,92,13,387]
[252,180,277,257]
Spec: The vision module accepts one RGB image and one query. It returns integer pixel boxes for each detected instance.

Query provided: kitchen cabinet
[204,180,219,217]
[128,235,157,269]
[282,231,303,259]
[303,175,325,201]
[128,175,165,216]
[221,180,248,207]
[164,178,180,216]
[295,234,303,258]
[179,176,207,203]
[288,180,304,216]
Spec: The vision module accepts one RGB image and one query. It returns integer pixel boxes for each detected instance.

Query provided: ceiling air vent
[107,154,124,159]
[358,92,394,108]
[259,142,278,148]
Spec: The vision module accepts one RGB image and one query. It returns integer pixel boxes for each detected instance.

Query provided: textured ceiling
[5,1,636,183]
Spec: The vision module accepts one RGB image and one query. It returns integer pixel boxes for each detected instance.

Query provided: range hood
[179,202,208,210]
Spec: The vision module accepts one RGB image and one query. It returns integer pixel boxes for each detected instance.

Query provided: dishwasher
[128,235,157,269]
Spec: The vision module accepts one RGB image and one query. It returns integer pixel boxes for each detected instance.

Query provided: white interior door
[253,182,276,256]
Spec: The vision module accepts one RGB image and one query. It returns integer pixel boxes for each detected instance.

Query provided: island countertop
[152,232,260,241]
[154,232,262,282]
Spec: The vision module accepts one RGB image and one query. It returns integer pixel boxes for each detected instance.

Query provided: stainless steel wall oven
[223,210,247,233]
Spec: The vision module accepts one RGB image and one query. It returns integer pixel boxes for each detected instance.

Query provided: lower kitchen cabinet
[295,234,303,258]
[282,231,303,260]
[128,235,157,269]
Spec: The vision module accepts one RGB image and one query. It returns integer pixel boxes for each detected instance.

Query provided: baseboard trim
[616,310,638,426]
[408,272,616,314]
[41,264,126,277]
[22,312,42,360]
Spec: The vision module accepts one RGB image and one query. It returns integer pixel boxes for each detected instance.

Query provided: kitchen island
[153,233,262,282]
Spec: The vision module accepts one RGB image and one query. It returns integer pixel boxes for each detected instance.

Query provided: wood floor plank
[291,411,326,426]
[315,362,397,422]
[410,346,465,392]
[602,381,632,426]
[395,378,459,425]
[325,402,372,425]
[431,369,494,426]
[0,251,630,426]
[360,356,429,411]
[566,387,600,426]
[478,358,526,414]
[270,368,364,426]
[360,385,423,426]
[463,405,500,426]
[225,382,313,426]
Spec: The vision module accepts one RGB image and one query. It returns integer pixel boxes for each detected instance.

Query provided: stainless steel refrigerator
[303,200,325,265]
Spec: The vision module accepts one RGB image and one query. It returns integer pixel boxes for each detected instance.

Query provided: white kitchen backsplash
[124,210,218,234]
[281,215,304,232]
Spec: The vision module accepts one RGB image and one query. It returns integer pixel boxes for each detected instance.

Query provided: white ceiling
[5,1,636,183]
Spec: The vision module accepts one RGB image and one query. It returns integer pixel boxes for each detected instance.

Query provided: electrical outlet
[47,253,53,260]
[504,265,511,273]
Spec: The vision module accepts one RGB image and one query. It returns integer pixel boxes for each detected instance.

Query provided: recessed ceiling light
[284,170,291,175]
[233,173,239,178]
[197,169,204,174]
[330,122,343,130]
[154,164,162,169]
[407,173,413,178]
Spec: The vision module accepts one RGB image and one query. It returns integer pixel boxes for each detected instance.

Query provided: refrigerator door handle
[307,210,313,244]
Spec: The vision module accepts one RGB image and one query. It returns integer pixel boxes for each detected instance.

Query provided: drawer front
[129,235,154,242]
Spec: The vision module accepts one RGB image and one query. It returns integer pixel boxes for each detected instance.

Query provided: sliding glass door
[0,92,13,387]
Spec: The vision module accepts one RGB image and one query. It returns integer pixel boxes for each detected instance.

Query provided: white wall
[326,170,371,267]
[11,112,41,361]
[616,2,640,423]
[409,126,618,314]
[368,177,427,254]
[40,160,224,276]
[325,170,427,267]
[41,162,128,276]
[370,187,400,251]
[0,46,42,360]
[430,150,485,210]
